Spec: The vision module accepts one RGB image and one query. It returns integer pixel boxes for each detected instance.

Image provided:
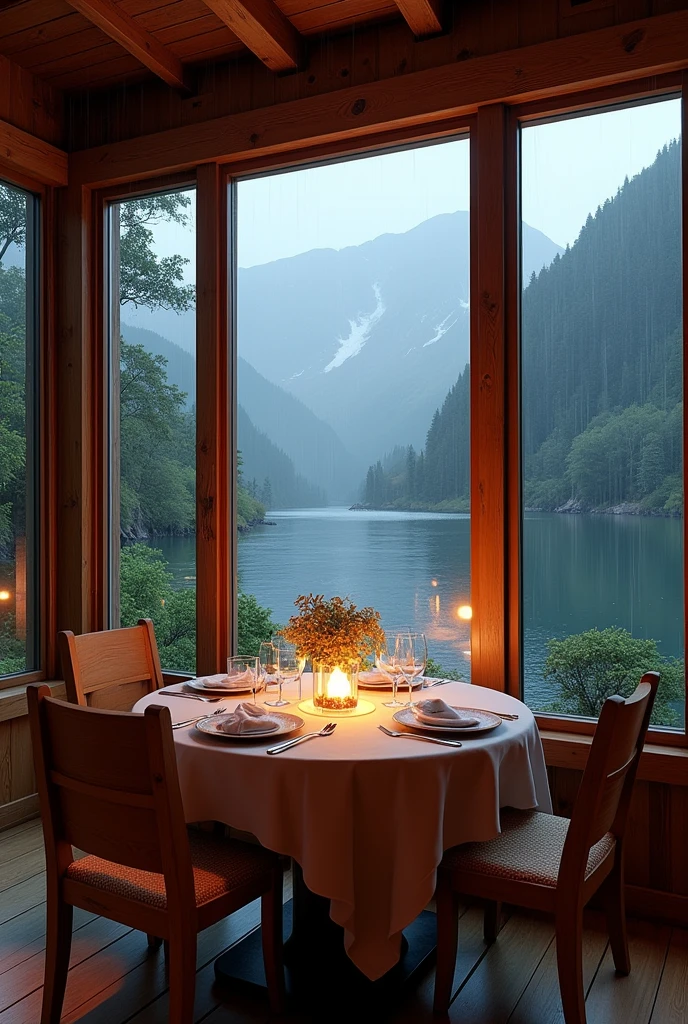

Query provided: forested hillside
[238,406,327,508]
[363,141,682,515]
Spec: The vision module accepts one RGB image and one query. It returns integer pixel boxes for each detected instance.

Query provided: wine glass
[268,642,301,706]
[227,655,260,705]
[377,642,404,708]
[259,642,279,702]
[394,632,427,707]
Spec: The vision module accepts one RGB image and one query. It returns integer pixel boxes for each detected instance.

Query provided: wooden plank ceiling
[0,0,443,92]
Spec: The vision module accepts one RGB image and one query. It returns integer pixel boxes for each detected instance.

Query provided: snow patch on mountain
[423,312,458,348]
[323,284,385,373]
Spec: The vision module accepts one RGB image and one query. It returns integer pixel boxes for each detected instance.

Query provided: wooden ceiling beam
[201,0,303,72]
[66,0,189,91]
[71,10,688,188]
[394,0,443,38]
[0,116,67,187]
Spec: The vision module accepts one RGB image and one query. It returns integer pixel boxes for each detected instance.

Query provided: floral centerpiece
[281,594,385,711]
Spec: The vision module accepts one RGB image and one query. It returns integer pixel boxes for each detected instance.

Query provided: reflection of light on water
[434,595,440,615]
[463,650,471,657]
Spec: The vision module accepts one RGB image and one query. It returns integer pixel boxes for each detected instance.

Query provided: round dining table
[135,678,552,988]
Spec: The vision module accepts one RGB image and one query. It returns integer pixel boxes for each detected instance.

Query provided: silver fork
[267,722,336,755]
[378,723,462,748]
[172,707,226,729]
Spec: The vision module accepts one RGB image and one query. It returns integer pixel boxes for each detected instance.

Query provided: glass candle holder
[312,661,359,712]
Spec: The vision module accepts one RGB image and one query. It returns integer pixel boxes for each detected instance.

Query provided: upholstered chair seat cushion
[442,809,616,887]
[66,831,277,910]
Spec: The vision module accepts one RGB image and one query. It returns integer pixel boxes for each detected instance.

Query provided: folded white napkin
[198,670,257,689]
[195,673,233,689]
[359,670,392,684]
[218,702,280,735]
[412,698,479,729]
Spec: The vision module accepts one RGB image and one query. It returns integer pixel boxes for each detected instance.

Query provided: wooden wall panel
[0,53,64,148]
[548,766,688,908]
[65,0,688,151]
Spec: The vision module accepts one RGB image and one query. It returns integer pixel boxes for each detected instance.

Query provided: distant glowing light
[463,650,472,657]
[431,579,438,587]
[0,590,10,601]
[457,605,472,620]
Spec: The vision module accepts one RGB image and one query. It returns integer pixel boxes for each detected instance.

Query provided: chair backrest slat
[561,671,659,886]
[28,686,195,891]
[59,619,164,710]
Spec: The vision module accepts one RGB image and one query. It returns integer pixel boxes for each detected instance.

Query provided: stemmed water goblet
[394,632,427,707]
[227,655,261,705]
[377,642,405,708]
[267,641,302,706]
[259,642,279,703]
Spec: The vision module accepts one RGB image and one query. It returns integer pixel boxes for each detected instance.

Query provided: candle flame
[326,666,352,699]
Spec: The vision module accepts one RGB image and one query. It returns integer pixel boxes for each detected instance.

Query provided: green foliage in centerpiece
[281,594,385,667]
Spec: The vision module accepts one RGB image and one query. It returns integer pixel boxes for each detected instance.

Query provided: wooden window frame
[38,19,688,775]
[506,74,688,747]
[0,169,56,693]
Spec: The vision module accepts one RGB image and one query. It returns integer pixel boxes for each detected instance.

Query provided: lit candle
[326,666,352,699]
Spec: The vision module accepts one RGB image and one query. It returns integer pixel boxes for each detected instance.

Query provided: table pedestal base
[214,866,436,1011]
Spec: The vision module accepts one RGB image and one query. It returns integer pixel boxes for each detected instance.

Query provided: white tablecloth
[134,681,551,980]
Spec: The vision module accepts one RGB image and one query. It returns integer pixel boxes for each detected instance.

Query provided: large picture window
[107,188,197,673]
[520,98,684,728]
[234,140,475,678]
[0,181,39,678]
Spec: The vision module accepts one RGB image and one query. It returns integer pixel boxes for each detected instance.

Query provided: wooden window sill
[0,680,66,723]
[540,729,688,786]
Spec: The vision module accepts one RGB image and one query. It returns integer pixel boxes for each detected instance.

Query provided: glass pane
[235,139,472,681]
[521,99,684,728]
[0,181,38,677]
[109,189,197,673]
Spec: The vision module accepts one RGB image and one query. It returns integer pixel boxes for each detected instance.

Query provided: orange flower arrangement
[280,594,386,667]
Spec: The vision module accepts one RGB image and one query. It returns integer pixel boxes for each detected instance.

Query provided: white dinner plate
[393,706,502,735]
[195,711,304,741]
[187,678,264,695]
[357,673,423,691]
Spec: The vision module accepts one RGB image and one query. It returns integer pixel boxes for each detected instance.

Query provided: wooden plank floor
[1,820,687,1023]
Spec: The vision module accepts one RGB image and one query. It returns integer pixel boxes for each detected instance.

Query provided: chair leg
[147,933,163,951]
[42,893,73,1024]
[555,904,586,1024]
[604,858,631,975]
[167,933,197,1024]
[433,877,460,1016]
[484,901,502,944]
[261,866,286,1015]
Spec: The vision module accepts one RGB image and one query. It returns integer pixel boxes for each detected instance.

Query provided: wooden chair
[27,684,285,1024]
[433,671,660,1022]
[58,618,164,711]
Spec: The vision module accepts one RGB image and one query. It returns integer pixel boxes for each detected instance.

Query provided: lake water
[148,508,684,712]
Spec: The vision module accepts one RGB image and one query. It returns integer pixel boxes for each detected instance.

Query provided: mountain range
[364,141,682,515]
[123,210,562,502]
